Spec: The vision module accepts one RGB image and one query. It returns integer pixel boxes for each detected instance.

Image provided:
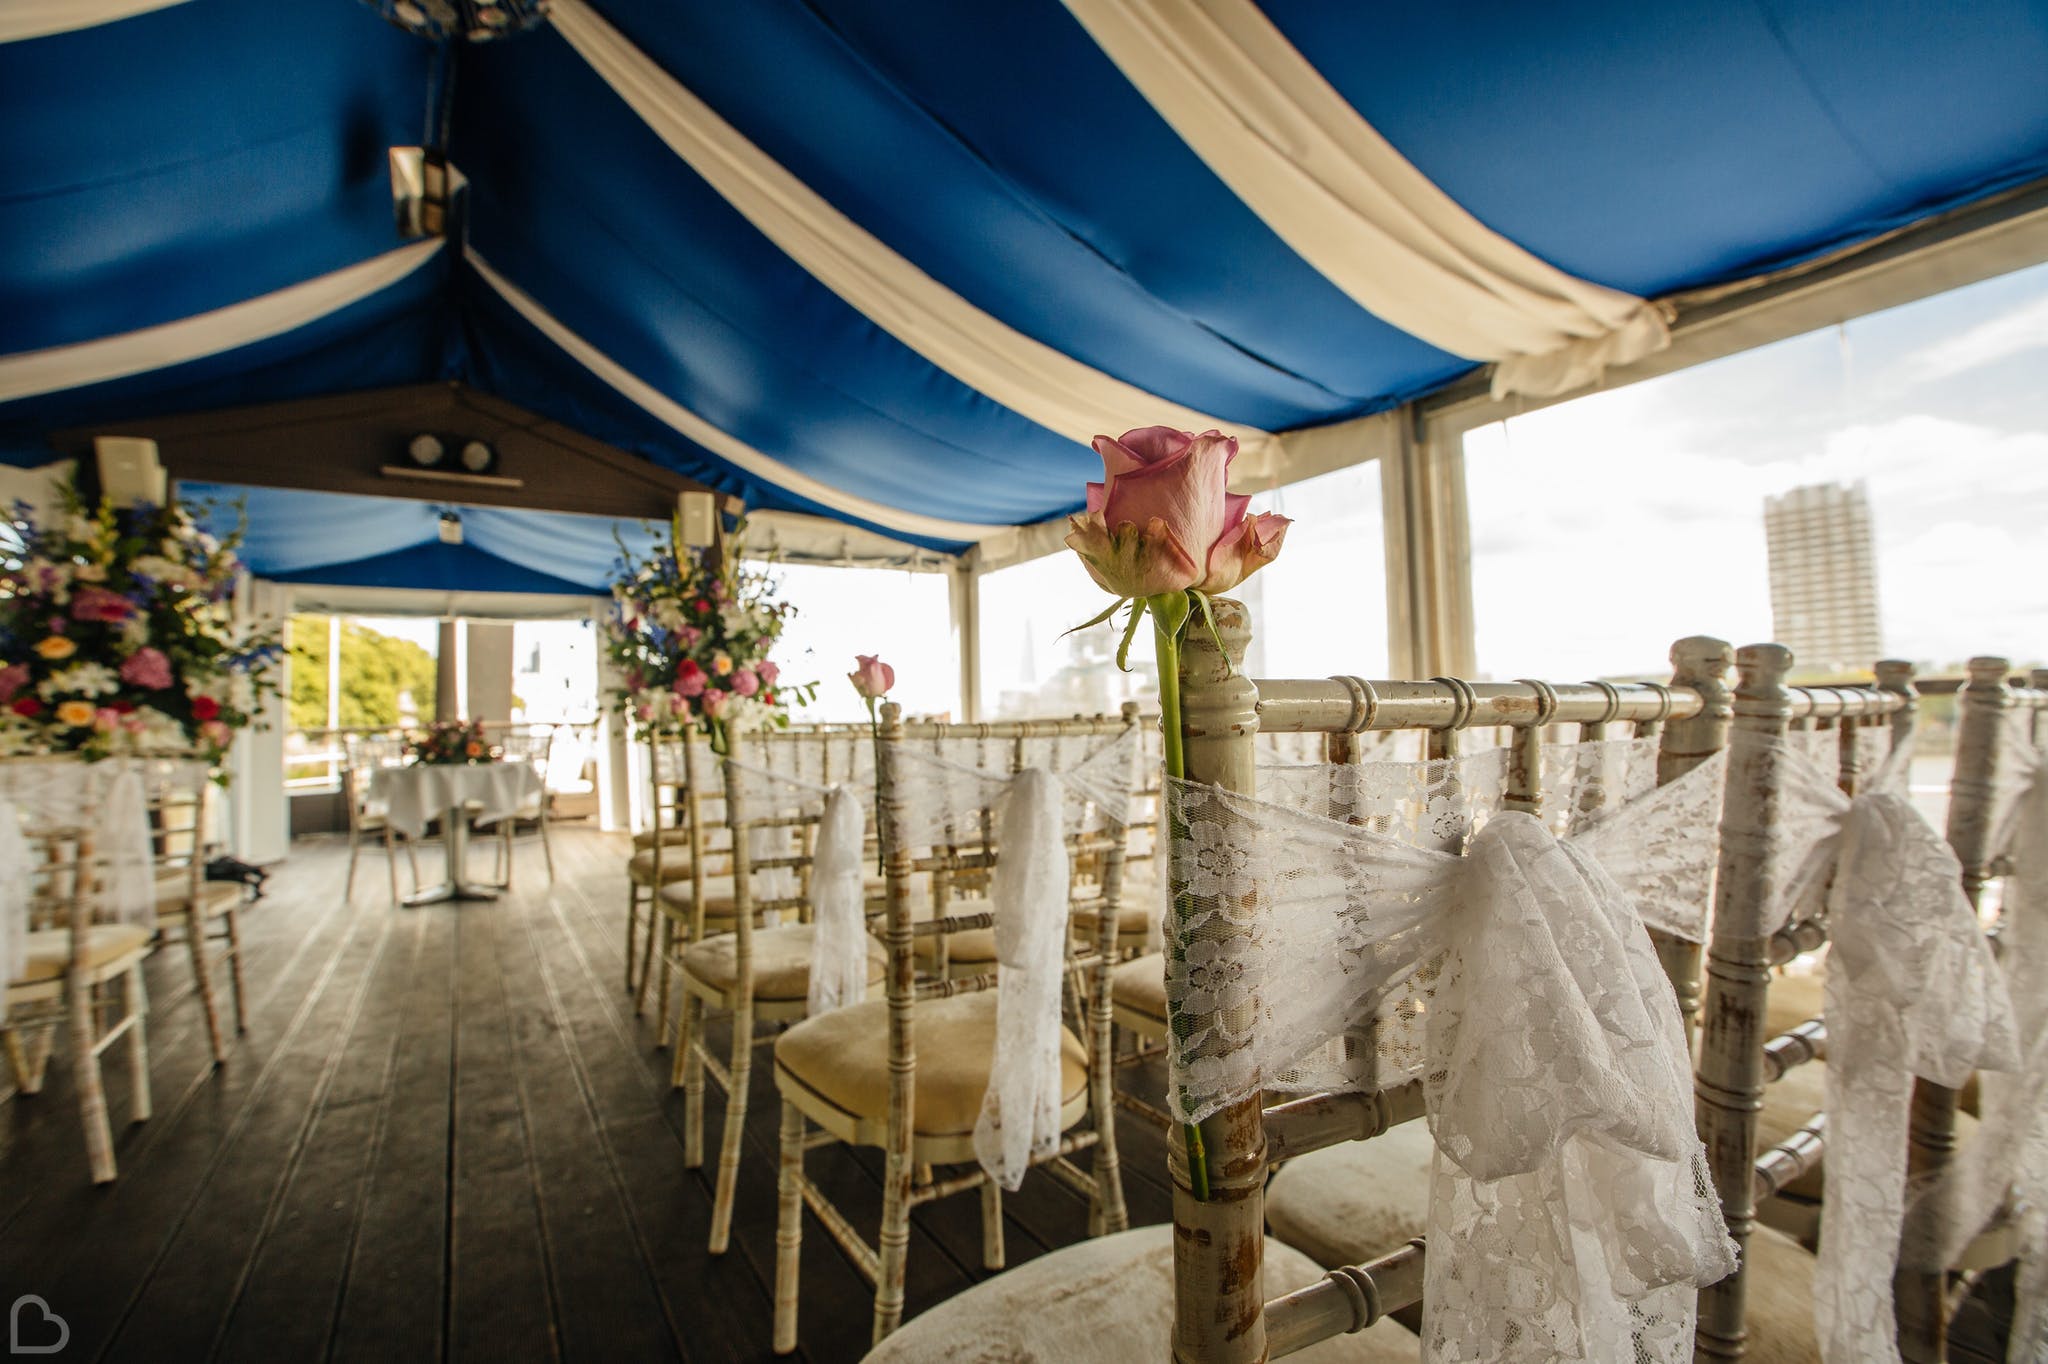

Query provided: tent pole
[951,559,981,722]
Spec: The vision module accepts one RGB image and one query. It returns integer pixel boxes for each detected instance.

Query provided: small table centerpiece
[375,719,537,907]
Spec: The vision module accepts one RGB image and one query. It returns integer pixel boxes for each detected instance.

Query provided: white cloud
[1893,289,2048,386]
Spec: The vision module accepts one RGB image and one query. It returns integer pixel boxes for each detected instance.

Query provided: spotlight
[408,433,446,468]
[459,440,496,474]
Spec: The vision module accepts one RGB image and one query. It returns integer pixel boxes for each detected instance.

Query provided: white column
[231,579,292,864]
[950,560,981,722]
[590,600,637,831]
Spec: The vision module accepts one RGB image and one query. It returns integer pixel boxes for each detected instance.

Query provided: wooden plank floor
[0,826,2016,1361]
[0,827,1175,1363]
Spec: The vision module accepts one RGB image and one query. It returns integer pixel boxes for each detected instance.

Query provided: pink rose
[635,702,654,723]
[679,625,702,647]
[757,661,779,686]
[674,659,707,698]
[119,646,173,690]
[201,720,232,748]
[1064,426,1289,598]
[0,663,28,703]
[671,692,693,719]
[701,688,728,718]
[72,586,138,623]
[730,668,760,697]
[848,655,894,700]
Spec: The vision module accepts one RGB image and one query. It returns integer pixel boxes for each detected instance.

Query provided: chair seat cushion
[1111,954,1166,1026]
[13,924,153,985]
[1766,968,1826,1042]
[776,991,1086,1138]
[913,926,997,965]
[682,924,885,1003]
[1757,1058,1980,1204]
[656,881,738,925]
[1072,903,1153,939]
[154,880,242,922]
[1265,1119,1437,1268]
[1738,1224,1821,1364]
[629,849,701,884]
[861,1224,1419,1362]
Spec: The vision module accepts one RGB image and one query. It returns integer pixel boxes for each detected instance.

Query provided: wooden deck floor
[0,827,1175,1363]
[0,826,2015,1362]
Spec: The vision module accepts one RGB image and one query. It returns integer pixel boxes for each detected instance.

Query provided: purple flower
[119,647,174,690]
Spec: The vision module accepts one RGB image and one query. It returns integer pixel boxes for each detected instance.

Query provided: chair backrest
[1164,599,1731,1362]
[1690,645,1917,1358]
[872,703,1139,1147]
[341,733,406,822]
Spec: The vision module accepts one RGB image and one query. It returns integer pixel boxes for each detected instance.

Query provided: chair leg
[185,919,227,1065]
[123,965,152,1122]
[681,993,706,1164]
[404,835,421,892]
[654,917,675,1043]
[709,996,753,1253]
[223,908,248,1034]
[980,1178,1005,1270]
[5,1024,55,1092]
[774,1099,805,1355]
[385,827,400,905]
[625,883,643,993]
[633,903,659,1016]
[69,969,117,1183]
[538,813,555,880]
[344,826,361,899]
[498,822,512,890]
[872,1145,914,1345]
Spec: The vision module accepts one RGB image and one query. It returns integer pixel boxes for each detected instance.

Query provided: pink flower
[71,586,137,623]
[674,659,707,698]
[701,688,728,718]
[730,668,760,697]
[670,692,693,719]
[201,720,232,748]
[757,661,779,686]
[1064,426,1290,598]
[679,625,703,647]
[119,647,173,690]
[0,663,28,704]
[635,702,654,723]
[848,655,894,700]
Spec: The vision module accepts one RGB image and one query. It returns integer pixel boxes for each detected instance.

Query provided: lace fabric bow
[0,759,155,931]
[724,760,872,1016]
[889,731,1138,1189]
[1723,728,2022,1364]
[1165,742,1735,1364]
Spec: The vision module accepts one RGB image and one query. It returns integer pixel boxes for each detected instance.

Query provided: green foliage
[289,616,437,730]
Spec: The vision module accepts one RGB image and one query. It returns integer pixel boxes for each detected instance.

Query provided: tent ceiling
[2,0,2045,591]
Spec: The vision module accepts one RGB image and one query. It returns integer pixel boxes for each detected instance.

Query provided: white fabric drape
[546,0,1282,471]
[0,0,191,43]
[889,731,1138,1189]
[465,248,999,547]
[724,758,873,1016]
[1720,728,2020,1364]
[0,802,28,991]
[0,760,155,930]
[0,242,443,403]
[1063,0,1670,400]
[1165,746,1734,1363]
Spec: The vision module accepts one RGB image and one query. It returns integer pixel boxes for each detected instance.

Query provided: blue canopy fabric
[3,0,2044,594]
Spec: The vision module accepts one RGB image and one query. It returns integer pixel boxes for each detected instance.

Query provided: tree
[289,616,438,730]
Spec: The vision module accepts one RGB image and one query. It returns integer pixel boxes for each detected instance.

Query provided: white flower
[120,615,151,649]
[39,662,120,700]
[132,706,188,751]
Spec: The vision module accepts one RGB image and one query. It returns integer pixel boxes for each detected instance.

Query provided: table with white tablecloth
[368,760,542,905]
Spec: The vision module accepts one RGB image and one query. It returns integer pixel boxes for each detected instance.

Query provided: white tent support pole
[233,580,292,865]
[951,559,982,722]
[591,598,635,832]
[1380,404,1475,679]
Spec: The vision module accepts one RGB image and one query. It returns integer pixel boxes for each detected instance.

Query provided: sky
[1463,260,2048,680]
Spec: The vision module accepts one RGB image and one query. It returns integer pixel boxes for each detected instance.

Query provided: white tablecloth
[370,761,542,840]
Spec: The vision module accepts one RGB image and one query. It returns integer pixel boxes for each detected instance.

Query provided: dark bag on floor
[206,855,269,898]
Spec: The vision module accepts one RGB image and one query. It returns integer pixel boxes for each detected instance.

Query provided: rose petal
[1198,512,1291,594]
[1116,426,1194,467]
[1090,435,1148,481]
[1065,511,1200,598]
[1099,431,1231,560]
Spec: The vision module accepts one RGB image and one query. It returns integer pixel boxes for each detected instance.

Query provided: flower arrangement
[407,718,499,765]
[1065,425,1290,1205]
[603,517,815,749]
[0,486,281,764]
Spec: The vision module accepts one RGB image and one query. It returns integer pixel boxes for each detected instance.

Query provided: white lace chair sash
[0,757,155,930]
[0,801,28,992]
[1721,724,2025,1364]
[1164,761,1733,1363]
[886,729,1138,1189]
[725,757,871,1016]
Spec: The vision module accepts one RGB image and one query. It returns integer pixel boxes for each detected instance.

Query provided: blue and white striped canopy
[2,0,2044,590]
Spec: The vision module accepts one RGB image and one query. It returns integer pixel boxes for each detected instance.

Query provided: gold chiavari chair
[771,706,1135,1352]
[148,764,247,1064]
[672,727,887,1252]
[342,732,417,903]
[864,600,1731,1363]
[2,797,153,1184]
[624,730,711,1011]
[482,724,556,887]
[1262,637,1729,1278]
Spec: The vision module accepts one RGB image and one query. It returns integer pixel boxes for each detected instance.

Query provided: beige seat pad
[1265,1119,1436,1268]
[1739,1224,1821,1364]
[777,991,1086,1138]
[913,927,996,965]
[1111,954,1166,1025]
[1758,1058,1979,1203]
[682,923,884,1002]
[1766,969,1826,1040]
[1071,904,1152,939]
[861,1224,1419,1362]
[14,924,152,985]
[629,848,701,884]
[656,879,738,922]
